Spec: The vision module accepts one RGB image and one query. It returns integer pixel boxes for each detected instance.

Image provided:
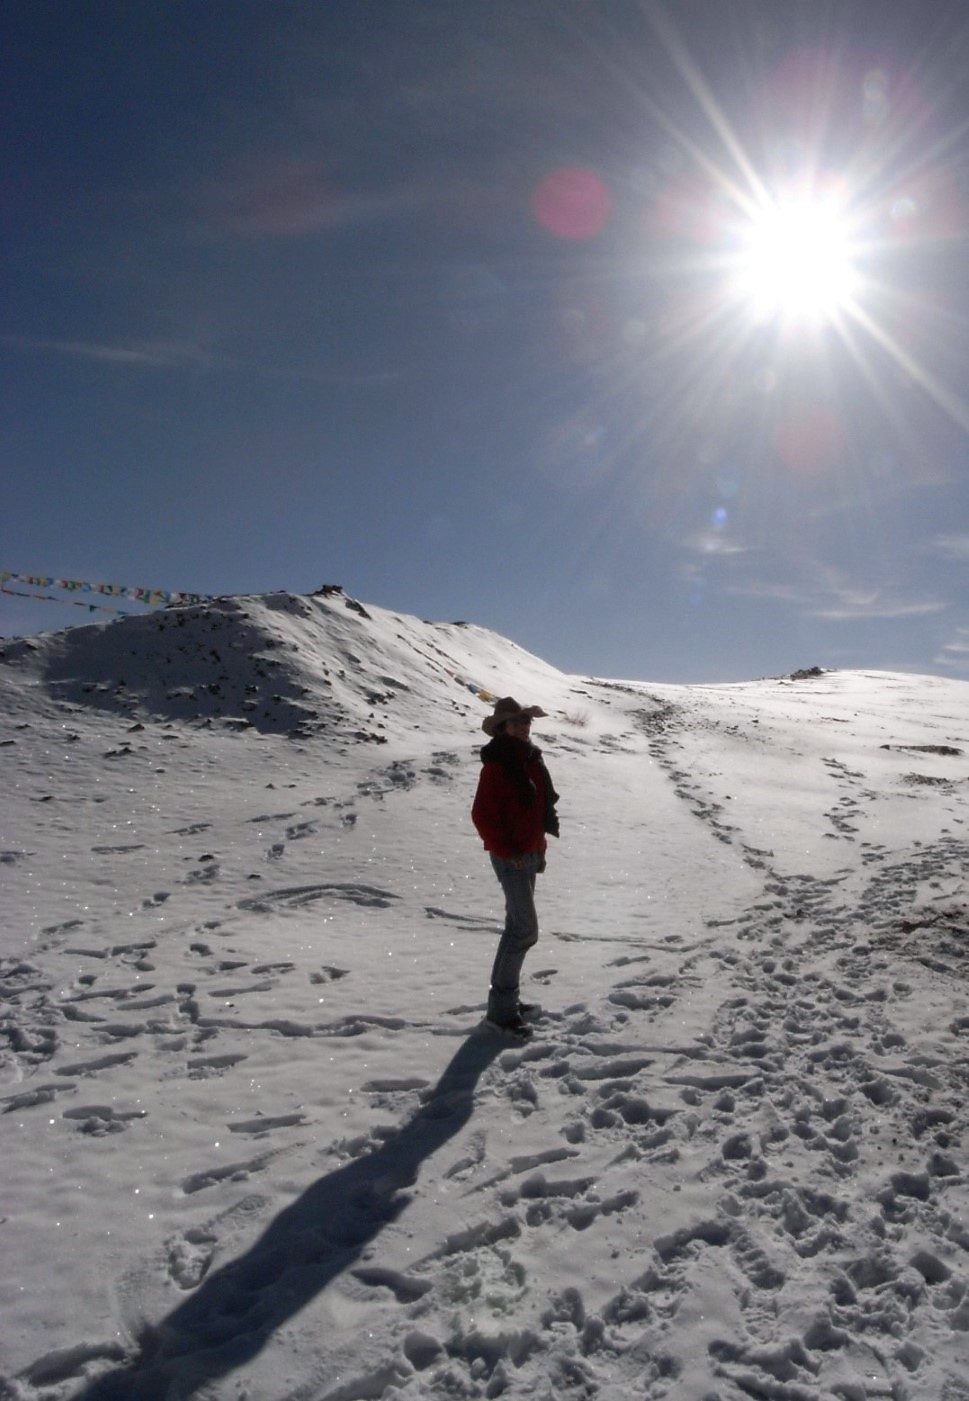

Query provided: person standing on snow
[471,697,560,1037]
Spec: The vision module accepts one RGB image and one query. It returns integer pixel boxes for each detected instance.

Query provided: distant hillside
[0,589,576,743]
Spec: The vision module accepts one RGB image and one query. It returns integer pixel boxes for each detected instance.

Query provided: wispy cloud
[810,595,946,621]
[934,626,969,671]
[2,332,406,390]
[196,154,435,240]
[934,533,969,561]
[680,527,750,558]
[716,554,947,621]
[1,334,218,370]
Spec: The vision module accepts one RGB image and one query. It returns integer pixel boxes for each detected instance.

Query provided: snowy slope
[2,591,968,1401]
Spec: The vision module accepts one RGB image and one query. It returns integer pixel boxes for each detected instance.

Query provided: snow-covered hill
[2,591,968,1401]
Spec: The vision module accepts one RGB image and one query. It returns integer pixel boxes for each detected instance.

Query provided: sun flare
[734,192,859,325]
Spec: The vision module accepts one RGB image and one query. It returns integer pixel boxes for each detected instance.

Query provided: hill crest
[0,590,572,743]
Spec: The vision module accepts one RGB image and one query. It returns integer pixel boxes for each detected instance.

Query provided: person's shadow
[71,1031,503,1399]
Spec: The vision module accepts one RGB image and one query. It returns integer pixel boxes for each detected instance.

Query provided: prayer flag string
[440,667,496,702]
[1,571,210,615]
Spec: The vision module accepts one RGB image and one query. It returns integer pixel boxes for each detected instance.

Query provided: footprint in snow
[41,918,84,937]
[61,1103,148,1136]
[309,965,350,983]
[239,882,399,912]
[227,1112,307,1137]
[183,856,220,884]
[54,1050,138,1078]
[179,1148,283,1196]
[424,906,497,931]
[186,1051,248,1079]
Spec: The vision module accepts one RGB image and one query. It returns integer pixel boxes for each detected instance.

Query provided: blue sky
[3,0,968,682]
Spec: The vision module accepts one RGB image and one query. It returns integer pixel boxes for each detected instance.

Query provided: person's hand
[507,855,527,870]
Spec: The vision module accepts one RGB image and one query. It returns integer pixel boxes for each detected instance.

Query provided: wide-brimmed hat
[482,696,548,736]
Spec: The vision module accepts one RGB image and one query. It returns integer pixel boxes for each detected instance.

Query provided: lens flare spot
[538,411,611,490]
[755,367,778,394]
[891,196,918,223]
[553,283,614,364]
[862,69,890,128]
[532,167,613,241]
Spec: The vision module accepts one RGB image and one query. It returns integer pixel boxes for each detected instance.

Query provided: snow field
[2,591,968,1400]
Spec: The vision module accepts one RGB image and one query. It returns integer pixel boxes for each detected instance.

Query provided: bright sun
[734,191,859,325]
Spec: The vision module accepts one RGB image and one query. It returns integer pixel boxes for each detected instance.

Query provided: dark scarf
[480,734,560,838]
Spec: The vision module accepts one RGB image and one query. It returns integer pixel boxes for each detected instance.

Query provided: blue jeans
[487,853,540,1021]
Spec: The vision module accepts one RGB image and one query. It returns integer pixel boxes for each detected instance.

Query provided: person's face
[505,716,532,737]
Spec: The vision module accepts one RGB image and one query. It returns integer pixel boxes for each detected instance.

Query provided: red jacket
[471,735,557,859]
